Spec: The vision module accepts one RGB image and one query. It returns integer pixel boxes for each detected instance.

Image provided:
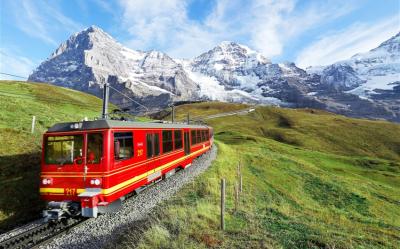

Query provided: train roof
[47,119,210,132]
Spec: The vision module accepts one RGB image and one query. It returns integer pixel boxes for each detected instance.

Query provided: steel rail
[0,218,87,249]
[0,170,171,249]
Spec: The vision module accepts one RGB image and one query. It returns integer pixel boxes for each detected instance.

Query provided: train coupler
[43,201,80,222]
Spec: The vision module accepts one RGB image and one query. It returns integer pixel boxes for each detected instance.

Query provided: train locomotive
[40,119,213,220]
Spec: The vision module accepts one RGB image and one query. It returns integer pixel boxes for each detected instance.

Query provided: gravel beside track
[41,145,217,249]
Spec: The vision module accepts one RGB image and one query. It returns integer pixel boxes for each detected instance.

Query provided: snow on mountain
[29,26,200,110]
[346,33,400,97]
[185,41,318,106]
[308,32,400,98]
[319,63,365,91]
[28,26,399,121]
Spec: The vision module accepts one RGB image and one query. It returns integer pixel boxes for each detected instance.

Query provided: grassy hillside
[114,103,400,249]
[0,80,123,231]
[1,82,399,248]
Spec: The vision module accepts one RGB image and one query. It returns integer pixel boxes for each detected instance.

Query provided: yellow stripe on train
[40,146,210,196]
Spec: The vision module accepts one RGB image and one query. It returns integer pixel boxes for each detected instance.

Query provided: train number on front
[65,188,77,196]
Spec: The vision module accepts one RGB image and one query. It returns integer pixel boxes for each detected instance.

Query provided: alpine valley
[28,26,400,122]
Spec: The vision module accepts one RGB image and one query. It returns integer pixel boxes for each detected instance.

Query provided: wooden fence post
[239,173,243,193]
[31,116,36,134]
[234,182,239,213]
[238,161,243,193]
[220,178,225,230]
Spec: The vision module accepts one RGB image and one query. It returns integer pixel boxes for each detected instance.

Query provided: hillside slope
[0,80,116,231]
[115,103,400,249]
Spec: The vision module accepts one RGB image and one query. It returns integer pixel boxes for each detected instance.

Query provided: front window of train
[45,135,83,165]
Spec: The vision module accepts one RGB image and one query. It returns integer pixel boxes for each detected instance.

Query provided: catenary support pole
[171,104,175,123]
[102,83,110,119]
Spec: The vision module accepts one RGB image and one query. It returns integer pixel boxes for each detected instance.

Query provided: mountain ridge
[28,26,400,121]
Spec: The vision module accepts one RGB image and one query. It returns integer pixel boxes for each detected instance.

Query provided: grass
[0,80,147,232]
[111,104,400,249]
[1,81,399,248]
[154,101,249,122]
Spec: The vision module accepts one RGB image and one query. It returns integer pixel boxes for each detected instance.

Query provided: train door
[184,131,190,155]
[85,132,104,188]
[146,131,161,182]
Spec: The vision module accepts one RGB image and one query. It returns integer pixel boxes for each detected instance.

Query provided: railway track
[0,182,155,249]
[0,130,218,249]
[0,218,87,249]
[0,179,156,249]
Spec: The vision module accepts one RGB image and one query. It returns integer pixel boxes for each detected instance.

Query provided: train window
[202,130,206,142]
[146,134,153,158]
[174,130,182,150]
[147,133,160,158]
[162,130,173,153]
[45,135,83,165]
[87,133,103,164]
[154,133,160,156]
[197,130,201,143]
[114,132,133,160]
[191,130,196,145]
[206,130,209,140]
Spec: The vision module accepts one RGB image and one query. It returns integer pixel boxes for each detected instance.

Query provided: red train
[39,120,213,220]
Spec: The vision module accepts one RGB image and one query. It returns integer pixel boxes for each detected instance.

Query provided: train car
[39,120,213,220]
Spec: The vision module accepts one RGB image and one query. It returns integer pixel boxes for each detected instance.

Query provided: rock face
[29,26,200,111]
[29,26,400,121]
[306,32,400,121]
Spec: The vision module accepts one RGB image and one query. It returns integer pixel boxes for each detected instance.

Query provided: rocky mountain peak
[29,26,400,121]
[139,50,180,73]
[373,31,400,54]
[50,25,116,60]
[192,41,270,74]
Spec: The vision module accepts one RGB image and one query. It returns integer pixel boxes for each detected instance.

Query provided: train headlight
[69,122,82,129]
[42,178,52,185]
[90,178,101,186]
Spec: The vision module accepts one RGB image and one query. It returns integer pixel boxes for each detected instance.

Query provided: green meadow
[0,81,114,232]
[114,103,400,249]
[0,81,399,248]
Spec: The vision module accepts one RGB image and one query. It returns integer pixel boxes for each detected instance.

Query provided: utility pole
[187,113,190,124]
[171,104,175,123]
[102,83,110,119]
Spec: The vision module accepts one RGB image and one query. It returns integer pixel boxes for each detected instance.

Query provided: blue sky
[0,0,399,80]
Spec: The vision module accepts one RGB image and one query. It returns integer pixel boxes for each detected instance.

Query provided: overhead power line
[108,85,149,111]
[1,71,150,112]
[0,72,28,79]
[0,90,102,109]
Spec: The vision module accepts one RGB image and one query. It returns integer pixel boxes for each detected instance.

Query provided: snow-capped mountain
[183,41,322,107]
[29,26,199,110]
[308,32,400,97]
[28,26,400,122]
[305,32,400,121]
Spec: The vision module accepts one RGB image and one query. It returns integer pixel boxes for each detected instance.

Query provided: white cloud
[12,0,83,46]
[0,48,36,80]
[296,16,400,68]
[91,0,115,14]
[118,0,356,59]
[118,0,202,57]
